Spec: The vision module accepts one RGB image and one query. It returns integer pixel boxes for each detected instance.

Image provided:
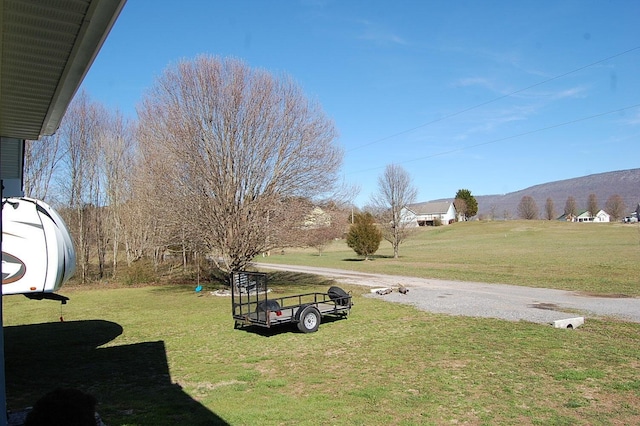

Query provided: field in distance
[258,220,640,297]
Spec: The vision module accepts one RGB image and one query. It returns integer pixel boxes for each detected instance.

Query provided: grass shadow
[233,314,349,337]
[4,320,229,425]
[152,271,337,294]
[342,254,394,262]
[263,271,336,289]
[233,323,299,337]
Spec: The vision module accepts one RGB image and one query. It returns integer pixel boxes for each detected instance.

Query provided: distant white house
[401,201,457,226]
[562,209,611,223]
[593,210,611,222]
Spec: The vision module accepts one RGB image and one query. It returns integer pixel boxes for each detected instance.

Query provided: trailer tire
[257,299,281,313]
[297,306,321,333]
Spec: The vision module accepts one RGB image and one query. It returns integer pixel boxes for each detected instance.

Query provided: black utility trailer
[231,271,352,333]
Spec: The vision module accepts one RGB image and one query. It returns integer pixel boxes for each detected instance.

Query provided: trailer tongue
[231,271,352,333]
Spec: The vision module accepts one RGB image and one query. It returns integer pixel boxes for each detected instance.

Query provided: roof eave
[40,0,126,137]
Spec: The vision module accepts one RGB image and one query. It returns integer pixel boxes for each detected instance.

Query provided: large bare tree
[56,91,106,282]
[544,197,556,220]
[137,56,343,273]
[517,195,539,220]
[564,196,578,218]
[371,164,417,258]
[605,194,626,221]
[27,91,135,282]
[98,110,137,277]
[587,193,599,216]
[120,168,164,267]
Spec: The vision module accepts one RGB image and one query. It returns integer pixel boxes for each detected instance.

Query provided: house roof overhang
[407,201,454,215]
[0,0,126,140]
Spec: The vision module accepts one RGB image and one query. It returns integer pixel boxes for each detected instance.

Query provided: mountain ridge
[434,168,640,219]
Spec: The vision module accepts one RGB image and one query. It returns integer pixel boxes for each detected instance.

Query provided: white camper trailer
[2,197,76,301]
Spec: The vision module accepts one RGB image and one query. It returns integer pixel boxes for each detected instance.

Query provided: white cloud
[355,19,407,46]
[450,104,539,142]
[625,110,640,126]
[455,77,496,90]
[548,86,588,100]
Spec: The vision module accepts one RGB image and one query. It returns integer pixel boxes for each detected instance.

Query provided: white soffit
[0,0,126,140]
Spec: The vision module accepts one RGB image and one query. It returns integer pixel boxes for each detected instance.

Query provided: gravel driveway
[254,263,640,324]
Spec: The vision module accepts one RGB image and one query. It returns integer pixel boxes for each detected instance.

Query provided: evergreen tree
[346,212,383,260]
[454,189,478,220]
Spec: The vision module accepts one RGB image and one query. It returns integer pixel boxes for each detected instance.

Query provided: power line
[349,103,640,175]
[347,45,640,153]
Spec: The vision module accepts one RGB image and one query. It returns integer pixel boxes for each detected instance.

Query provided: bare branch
[370,164,418,258]
[137,56,343,273]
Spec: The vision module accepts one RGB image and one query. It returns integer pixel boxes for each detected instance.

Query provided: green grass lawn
[4,275,640,425]
[3,221,640,425]
[260,220,640,296]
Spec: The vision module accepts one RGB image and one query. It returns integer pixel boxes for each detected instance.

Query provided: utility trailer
[231,271,352,333]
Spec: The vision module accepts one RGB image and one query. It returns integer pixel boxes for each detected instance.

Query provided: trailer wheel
[297,306,321,333]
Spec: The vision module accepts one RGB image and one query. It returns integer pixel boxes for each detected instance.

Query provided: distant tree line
[514,193,628,221]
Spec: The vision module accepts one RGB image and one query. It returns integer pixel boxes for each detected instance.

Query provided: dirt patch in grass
[529,302,561,310]
[578,292,634,298]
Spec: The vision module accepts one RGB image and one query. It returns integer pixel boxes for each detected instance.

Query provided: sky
[80,0,640,207]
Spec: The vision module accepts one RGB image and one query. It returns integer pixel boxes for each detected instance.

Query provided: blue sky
[81,0,640,207]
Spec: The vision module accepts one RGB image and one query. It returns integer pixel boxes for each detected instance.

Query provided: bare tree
[23,134,63,201]
[98,110,137,277]
[517,196,539,220]
[370,164,417,259]
[544,197,556,220]
[453,198,467,221]
[57,90,105,282]
[120,171,163,267]
[28,91,134,281]
[454,189,478,220]
[137,56,343,273]
[587,193,598,216]
[488,204,498,221]
[301,203,346,256]
[605,194,626,221]
[126,135,184,269]
[306,223,341,256]
[564,196,577,219]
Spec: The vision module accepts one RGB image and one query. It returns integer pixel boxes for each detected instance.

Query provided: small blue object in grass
[195,285,203,292]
